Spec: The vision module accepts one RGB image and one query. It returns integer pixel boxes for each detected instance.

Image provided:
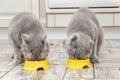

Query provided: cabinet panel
[0,15,14,27]
[53,14,114,27]
[55,14,72,27]
[0,0,33,27]
[47,15,54,27]
[96,14,113,26]
[114,14,120,26]
[0,0,25,13]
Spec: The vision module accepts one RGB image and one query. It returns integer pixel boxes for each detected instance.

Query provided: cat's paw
[12,59,22,65]
[90,57,101,63]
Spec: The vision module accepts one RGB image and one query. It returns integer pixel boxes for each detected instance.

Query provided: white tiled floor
[0,39,120,80]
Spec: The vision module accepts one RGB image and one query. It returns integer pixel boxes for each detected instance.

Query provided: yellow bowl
[24,60,49,71]
[66,58,92,70]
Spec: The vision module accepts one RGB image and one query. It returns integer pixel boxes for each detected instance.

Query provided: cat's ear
[42,35,47,44]
[21,34,30,44]
[71,34,78,42]
[69,34,78,45]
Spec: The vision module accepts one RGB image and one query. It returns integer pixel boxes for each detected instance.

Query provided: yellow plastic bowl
[66,58,92,70]
[24,60,49,71]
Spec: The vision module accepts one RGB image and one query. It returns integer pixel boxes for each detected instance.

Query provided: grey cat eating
[8,12,49,64]
[63,8,104,63]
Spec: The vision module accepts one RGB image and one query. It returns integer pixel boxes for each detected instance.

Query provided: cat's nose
[74,54,79,59]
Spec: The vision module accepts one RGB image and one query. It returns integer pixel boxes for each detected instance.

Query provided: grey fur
[8,12,49,64]
[64,8,104,63]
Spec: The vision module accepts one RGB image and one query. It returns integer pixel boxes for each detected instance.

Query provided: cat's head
[63,33,94,60]
[21,33,49,61]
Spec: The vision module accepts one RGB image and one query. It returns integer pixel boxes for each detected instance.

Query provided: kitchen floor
[0,39,120,80]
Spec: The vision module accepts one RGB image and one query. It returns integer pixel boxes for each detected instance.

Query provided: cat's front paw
[12,59,22,65]
[90,57,101,63]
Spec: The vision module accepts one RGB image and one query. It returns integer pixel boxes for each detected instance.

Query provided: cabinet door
[47,13,114,27]
[55,14,72,27]
[96,14,114,26]
[47,15,55,27]
[0,0,39,27]
[0,0,31,27]
[114,14,120,26]
[0,0,31,13]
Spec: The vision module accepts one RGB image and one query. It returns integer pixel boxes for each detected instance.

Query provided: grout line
[107,48,111,54]
[118,67,120,71]
[62,68,67,80]
[0,65,17,79]
[93,63,96,79]
[100,62,120,63]
[106,39,113,48]
[113,13,115,27]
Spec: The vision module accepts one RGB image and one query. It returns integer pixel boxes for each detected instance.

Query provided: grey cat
[8,12,49,64]
[63,8,104,63]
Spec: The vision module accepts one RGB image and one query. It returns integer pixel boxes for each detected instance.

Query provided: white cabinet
[55,14,72,27]
[0,0,39,27]
[47,13,115,27]
[47,14,72,27]
[47,15,55,27]
[0,15,14,27]
[0,0,25,12]
[114,14,120,26]
[0,0,120,27]
[96,14,114,26]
